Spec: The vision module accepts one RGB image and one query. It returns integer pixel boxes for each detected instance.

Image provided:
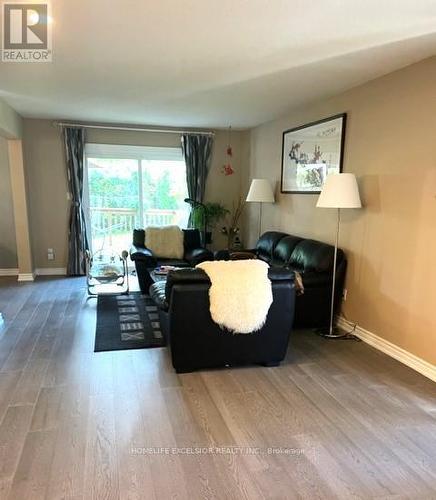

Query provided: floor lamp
[246,179,275,239]
[316,173,362,338]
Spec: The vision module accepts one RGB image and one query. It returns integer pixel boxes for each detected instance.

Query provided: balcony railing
[143,209,179,227]
[90,207,180,251]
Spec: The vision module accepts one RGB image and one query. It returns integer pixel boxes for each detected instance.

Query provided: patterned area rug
[94,292,165,352]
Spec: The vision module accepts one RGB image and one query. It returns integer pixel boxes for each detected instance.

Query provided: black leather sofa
[150,267,295,373]
[217,231,346,328]
[130,228,213,293]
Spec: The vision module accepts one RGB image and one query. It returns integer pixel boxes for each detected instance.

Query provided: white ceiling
[1,0,436,129]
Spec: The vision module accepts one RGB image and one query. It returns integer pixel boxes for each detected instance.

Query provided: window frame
[84,143,187,249]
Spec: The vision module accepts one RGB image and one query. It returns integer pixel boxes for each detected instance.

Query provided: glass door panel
[87,157,139,255]
[141,159,189,228]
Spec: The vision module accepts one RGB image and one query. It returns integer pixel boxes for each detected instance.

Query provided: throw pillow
[145,226,184,259]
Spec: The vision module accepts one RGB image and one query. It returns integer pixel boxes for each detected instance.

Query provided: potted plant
[191,202,229,244]
[221,198,244,249]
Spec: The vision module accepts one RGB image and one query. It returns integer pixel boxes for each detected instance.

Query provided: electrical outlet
[48,248,55,261]
[343,289,348,301]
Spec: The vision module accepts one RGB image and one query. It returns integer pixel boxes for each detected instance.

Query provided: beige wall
[22,119,248,268]
[244,56,436,365]
[0,136,18,268]
[8,140,34,276]
[23,120,68,269]
[0,99,22,139]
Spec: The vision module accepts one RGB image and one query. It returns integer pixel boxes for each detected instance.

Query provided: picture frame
[280,113,347,194]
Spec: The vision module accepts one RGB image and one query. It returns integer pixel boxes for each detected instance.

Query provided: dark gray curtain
[63,127,89,276]
[181,133,214,225]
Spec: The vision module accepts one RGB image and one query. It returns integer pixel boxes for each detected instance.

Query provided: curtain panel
[63,127,89,276]
[181,133,214,226]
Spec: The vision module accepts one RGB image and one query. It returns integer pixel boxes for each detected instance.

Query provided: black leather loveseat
[150,267,295,373]
[217,231,346,328]
[130,228,213,293]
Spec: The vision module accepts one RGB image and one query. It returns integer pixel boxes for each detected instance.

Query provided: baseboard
[337,316,436,383]
[0,268,67,279]
[34,267,67,276]
[18,272,35,282]
[0,268,19,276]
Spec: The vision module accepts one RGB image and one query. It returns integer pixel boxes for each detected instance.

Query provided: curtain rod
[53,121,215,136]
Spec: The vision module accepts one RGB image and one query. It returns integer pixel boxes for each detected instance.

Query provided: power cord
[335,310,361,341]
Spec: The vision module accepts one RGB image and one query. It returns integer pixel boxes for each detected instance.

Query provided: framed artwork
[280,113,346,194]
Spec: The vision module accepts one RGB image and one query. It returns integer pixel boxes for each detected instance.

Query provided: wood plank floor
[0,276,435,499]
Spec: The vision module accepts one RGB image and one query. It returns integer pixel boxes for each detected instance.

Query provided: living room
[1,1,436,498]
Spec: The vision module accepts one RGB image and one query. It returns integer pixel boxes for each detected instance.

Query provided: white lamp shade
[316,173,361,209]
[246,179,275,203]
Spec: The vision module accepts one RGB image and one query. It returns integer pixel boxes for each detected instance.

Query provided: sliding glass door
[85,144,188,255]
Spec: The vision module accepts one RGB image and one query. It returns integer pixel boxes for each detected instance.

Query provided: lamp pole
[258,202,263,239]
[325,207,340,338]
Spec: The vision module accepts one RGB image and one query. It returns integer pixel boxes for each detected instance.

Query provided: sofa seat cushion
[150,281,168,311]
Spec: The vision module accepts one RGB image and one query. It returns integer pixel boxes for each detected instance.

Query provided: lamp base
[315,326,360,341]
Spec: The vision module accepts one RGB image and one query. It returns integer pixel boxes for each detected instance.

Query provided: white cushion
[145,226,184,259]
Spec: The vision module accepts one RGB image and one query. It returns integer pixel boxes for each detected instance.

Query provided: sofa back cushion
[133,229,146,247]
[182,228,201,251]
[165,268,210,301]
[272,235,303,265]
[256,231,288,262]
[165,266,294,303]
[290,239,344,273]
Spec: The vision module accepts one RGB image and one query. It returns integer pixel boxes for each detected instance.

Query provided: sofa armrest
[268,267,294,282]
[184,247,213,265]
[129,245,156,265]
[150,281,168,311]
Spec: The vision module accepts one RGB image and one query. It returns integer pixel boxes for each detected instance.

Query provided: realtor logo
[2,3,52,62]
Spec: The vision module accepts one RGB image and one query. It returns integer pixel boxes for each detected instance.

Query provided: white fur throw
[196,260,273,334]
[145,226,184,259]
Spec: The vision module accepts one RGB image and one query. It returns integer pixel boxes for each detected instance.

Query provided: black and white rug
[94,292,166,352]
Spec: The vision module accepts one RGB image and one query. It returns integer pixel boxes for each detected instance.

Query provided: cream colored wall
[0,98,31,276]
[23,120,68,269]
[0,136,18,268]
[22,119,247,267]
[8,140,34,276]
[244,56,436,365]
[0,99,22,139]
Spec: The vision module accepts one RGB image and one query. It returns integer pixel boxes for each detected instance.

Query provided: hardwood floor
[0,276,435,499]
